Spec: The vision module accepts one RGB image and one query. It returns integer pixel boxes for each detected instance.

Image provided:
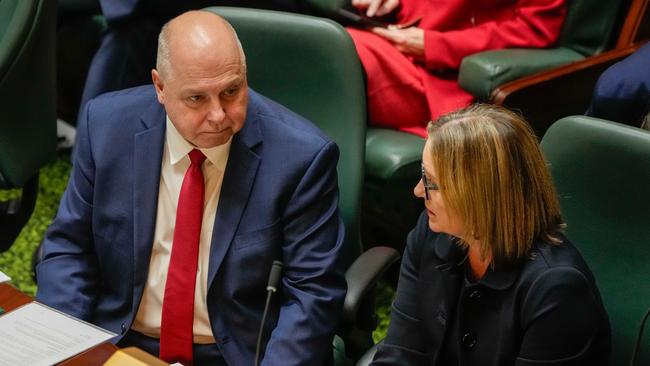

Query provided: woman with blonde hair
[371,105,611,365]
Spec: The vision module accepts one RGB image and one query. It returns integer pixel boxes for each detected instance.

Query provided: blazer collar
[432,232,518,290]
[139,96,166,130]
[479,263,519,290]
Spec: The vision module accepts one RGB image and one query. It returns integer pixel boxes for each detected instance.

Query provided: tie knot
[188,149,206,165]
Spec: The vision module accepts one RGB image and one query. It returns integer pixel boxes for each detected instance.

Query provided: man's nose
[206,99,226,123]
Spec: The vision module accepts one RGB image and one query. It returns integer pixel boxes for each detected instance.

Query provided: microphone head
[266,260,283,292]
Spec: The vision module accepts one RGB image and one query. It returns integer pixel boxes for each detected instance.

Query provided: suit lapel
[207,109,262,289]
[132,100,166,305]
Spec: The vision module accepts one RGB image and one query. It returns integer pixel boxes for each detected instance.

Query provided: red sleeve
[424,0,567,70]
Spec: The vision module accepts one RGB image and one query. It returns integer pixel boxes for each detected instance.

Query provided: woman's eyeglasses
[421,164,439,200]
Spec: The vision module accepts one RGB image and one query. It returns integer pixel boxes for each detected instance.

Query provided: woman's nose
[413,179,425,199]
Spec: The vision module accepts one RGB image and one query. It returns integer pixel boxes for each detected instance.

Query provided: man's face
[152,48,248,148]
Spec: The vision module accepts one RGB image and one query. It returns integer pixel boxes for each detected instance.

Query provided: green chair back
[0,0,56,188]
[557,0,626,56]
[541,116,650,365]
[304,0,348,14]
[203,7,367,263]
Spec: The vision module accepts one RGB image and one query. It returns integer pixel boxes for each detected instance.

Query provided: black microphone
[629,307,650,366]
[254,260,283,366]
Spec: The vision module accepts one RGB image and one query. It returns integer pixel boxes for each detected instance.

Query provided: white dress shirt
[131,116,231,344]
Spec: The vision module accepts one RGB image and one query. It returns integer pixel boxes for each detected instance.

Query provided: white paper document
[0,302,116,366]
[0,271,9,284]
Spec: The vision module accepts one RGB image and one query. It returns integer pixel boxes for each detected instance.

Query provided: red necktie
[160,149,206,365]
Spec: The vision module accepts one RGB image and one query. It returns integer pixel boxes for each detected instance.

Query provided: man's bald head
[151,10,249,148]
[156,11,246,80]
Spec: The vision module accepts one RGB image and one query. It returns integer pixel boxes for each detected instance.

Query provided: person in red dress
[347,0,567,137]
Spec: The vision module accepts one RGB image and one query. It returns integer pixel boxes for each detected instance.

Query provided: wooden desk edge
[0,282,118,365]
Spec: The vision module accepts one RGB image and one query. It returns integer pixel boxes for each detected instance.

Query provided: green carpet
[0,153,72,296]
[0,153,392,342]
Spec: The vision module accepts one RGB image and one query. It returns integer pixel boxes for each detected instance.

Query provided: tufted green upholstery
[203,7,399,364]
[541,116,650,365]
[0,0,57,251]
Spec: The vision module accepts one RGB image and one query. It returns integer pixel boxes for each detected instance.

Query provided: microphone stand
[629,307,650,366]
[254,260,283,366]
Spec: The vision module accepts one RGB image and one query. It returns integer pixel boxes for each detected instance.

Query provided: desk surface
[0,283,119,365]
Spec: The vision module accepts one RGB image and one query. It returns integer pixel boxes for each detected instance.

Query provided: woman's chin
[427,219,440,233]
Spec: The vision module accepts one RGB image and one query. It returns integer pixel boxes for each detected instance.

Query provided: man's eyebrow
[226,76,245,86]
[180,76,244,95]
[181,89,205,95]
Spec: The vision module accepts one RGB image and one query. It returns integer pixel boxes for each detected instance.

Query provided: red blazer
[376,0,567,136]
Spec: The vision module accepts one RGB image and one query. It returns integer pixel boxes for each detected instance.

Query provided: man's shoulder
[248,89,333,148]
[79,85,162,140]
[82,85,160,129]
[90,85,157,109]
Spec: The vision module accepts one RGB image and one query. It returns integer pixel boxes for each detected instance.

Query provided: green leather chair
[203,7,400,365]
[459,0,626,100]
[363,0,633,248]
[0,0,57,251]
[541,116,650,365]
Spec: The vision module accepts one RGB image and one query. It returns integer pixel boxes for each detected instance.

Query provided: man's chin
[194,131,233,148]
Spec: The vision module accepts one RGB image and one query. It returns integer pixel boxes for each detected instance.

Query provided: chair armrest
[344,246,400,325]
[489,43,642,136]
[365,128,425,182]
[459,47,584,100]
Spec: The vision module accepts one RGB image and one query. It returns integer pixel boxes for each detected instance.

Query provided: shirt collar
[166,116,231,169]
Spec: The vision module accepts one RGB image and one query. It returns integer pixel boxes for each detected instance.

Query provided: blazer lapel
[132,100,166,306]
[207,111,262,289]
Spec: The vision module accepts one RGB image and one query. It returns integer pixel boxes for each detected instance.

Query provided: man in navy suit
[37,11,346,366]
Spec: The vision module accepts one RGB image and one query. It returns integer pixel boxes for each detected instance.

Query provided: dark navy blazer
[36,85,347,366]
[586,42,650,127]
[371,212,610,366]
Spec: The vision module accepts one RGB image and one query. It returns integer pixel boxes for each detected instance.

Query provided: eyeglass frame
[421,164,439,200]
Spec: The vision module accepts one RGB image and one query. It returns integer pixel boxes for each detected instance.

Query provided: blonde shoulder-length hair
[427,104,565,265]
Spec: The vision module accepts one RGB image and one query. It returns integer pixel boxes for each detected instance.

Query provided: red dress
[348,0,567,137]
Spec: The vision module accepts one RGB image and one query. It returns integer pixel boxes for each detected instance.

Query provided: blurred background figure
[57,0,308,149]
[346,0,567,137]
[79,0,307,111]
[586,42,650,129]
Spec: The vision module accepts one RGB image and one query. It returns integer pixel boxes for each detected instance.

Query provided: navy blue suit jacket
[36,85,347,366]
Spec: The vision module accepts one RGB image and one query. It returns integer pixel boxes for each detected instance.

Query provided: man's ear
[151,69,165,104]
